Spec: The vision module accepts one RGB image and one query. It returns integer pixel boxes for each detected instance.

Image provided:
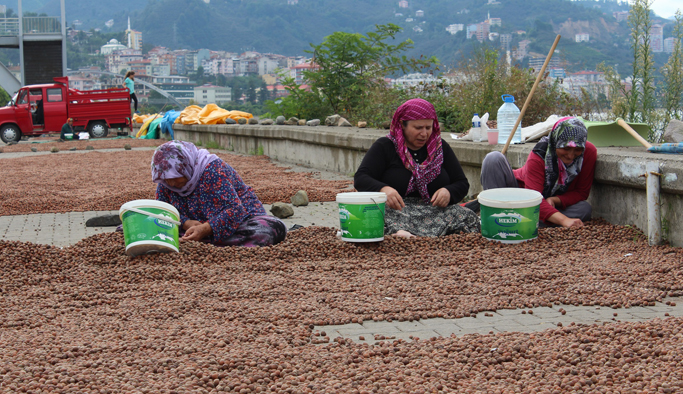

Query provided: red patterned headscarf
[387,98,444,203]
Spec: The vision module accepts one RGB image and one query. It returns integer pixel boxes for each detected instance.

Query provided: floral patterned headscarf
[387,98,444,203]
[151,140,219,196]
[532,116,588,198]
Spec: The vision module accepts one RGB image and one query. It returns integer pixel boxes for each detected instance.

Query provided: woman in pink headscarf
[354,98,480,237]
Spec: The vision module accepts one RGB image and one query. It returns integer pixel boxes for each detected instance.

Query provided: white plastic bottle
[471,113,482,142]
[497,95,522,144]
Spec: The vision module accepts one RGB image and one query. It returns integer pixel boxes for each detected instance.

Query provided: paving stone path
[312,300,683,345]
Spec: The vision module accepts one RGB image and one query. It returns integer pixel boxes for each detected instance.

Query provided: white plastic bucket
[118,199,181,256]
[336,192,387,242]
[478,188,543,244]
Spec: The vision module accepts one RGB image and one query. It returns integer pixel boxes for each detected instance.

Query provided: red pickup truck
[0,76,132,143]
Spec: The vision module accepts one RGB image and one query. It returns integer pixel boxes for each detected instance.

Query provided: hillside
[10,0,679,75]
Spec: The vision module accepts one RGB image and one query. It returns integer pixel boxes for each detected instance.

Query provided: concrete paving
[2,147,681,343]
[313,301,683,345]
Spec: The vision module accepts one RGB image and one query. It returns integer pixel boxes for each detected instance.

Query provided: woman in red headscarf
[354,98,480,237]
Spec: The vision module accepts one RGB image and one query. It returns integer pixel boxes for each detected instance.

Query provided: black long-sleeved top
[354,137,469,205]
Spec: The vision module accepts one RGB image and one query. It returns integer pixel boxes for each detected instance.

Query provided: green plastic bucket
[118,199,181,256]
[478,188,543,244]
[336,192,387,242]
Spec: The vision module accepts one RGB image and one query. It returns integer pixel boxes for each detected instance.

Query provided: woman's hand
[182,220,202,231]
[546,196,561,208]
[431,188,451,208]
[547,212,584,228]
[561,217,584,228]
[181,222,213,242]
[381,186,405,210]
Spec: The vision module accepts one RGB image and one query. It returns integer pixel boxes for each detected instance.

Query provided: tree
[627,0,655,125]
[246,79,257,103]
[216,74,227,87]
[599,0,660,140]
[258,81,270,103]
[303,23,438,118]
[232,84,243,103]
[661,10,683,121]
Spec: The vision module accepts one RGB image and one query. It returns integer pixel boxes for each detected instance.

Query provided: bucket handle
[370,197,385,220]
[125,206,181,226]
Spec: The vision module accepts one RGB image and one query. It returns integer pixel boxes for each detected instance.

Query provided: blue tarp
[648,142,683,154]
[160,110,181,140]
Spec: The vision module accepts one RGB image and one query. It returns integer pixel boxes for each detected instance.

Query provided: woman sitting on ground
[354,98,480,237]
[471,116,596,228]
[152,140,286,246]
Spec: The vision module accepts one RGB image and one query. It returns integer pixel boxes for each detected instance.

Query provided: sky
[650,0,681,19]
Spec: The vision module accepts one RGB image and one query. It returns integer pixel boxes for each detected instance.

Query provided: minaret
[127,17,132,48]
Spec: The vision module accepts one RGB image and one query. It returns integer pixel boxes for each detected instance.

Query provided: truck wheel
[0,124,21,143]
[88,121,109,138]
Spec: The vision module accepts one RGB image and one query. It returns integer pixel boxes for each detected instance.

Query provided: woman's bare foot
[393,230,415,238]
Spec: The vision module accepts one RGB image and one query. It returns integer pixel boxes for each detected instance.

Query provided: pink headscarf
[387,98,444,203]
[151,140,219,196]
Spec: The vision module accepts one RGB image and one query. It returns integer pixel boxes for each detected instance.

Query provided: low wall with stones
[173,123,683,247]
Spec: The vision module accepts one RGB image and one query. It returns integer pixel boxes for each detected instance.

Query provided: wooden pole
[617,118,652,149]
[501,34,561,155]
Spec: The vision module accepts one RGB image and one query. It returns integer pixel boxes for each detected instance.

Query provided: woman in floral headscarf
[473,116,597,228]
[354,98,480,237]
[151,140,286,246]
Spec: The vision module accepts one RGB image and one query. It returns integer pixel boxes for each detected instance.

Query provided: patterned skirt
[384,197,480,237]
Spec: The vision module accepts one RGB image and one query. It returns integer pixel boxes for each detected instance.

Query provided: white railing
[0,18,19,36]
[22,16,61,34]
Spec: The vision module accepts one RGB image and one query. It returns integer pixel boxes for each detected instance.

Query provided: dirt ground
[0,150,353,216]
[2,140,683,393]
[0,225,682,393]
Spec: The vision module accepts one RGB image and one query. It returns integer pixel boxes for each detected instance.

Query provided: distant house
[651,24,663,52]
[406,18,414,22]
[413,26,423,33]
[613,11,629,22]
[193,84,232,105]
[548,68,566,79]
[392,73,438,88]
[500,34,512,51]
[467,24,478,39]
[292,61,319,84]
[446,24,464,35]
[513,39,531,59]
[415,10,424,17]
[287,0,298,4]
[562,71,608,99]
[488,17,501,27]
[570,70,605,83]
[476,22,490,43]
[267,84,310,99]
[664,37,677,53]
[398,0,409,8]
[575,33,590,43]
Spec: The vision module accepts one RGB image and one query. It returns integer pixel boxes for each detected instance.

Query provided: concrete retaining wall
[173,124,683,247]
